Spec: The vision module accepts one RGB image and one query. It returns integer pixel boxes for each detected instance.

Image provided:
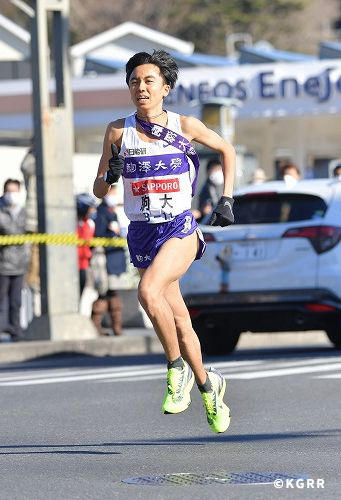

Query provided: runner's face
[128,64,170,113]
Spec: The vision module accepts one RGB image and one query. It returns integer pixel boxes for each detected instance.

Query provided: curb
[0,331,331,364]
[0,335,163,364]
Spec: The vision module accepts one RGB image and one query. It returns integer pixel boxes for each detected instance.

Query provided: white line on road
[0,359,263,384]
[0,358,340,386]
[217,356,341,374]
[0,365,165,383]
[0,361,262,386]
[0,368,168,386]
[226,362,341,379]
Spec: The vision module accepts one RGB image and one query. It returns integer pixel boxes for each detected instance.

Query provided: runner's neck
[136,109,165,121]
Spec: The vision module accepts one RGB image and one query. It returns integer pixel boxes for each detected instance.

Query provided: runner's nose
[137,80,147,91]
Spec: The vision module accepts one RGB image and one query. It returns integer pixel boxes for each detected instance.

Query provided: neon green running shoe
[162,361,194,414]
[201,368,230,433]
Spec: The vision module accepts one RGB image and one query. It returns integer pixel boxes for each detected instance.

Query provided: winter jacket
[77,218,95,270]
[0,197,30,275]
[94,202,126,276]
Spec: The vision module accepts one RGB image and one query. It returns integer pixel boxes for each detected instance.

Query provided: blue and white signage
[166,60,341,118]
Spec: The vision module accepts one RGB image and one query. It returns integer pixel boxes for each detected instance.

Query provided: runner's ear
[163,84,170,97]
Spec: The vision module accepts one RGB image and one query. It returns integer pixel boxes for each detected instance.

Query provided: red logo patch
[131,178,180,196]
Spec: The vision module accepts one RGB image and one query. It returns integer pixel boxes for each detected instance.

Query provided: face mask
[105,194,117,208]
[283,174,298,187]
[4,191,21,206]
[209,170,224,186]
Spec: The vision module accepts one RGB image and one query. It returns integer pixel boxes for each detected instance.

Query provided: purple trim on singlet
[123,153,189,179]
[135,114,200,196]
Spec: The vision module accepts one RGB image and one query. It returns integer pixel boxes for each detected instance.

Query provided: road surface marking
[0,358,340,386]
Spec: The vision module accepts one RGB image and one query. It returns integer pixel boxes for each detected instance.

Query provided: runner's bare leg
[138,231,207,384]
[164,279,206,383]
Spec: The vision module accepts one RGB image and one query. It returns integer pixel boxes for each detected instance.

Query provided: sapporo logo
[131,178,180,196]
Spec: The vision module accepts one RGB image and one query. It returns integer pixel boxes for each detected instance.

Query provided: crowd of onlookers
[1,149,341,342]
[76,186,126,336]
[0,175,128,342]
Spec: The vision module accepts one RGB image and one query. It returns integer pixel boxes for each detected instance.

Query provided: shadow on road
[1,429,340,453]
[0,449,120,456]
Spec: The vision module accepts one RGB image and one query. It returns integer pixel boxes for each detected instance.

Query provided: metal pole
[27,0,96,340]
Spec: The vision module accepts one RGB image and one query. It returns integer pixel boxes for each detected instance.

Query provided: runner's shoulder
[179,115,205,140]
[106,118,126,146]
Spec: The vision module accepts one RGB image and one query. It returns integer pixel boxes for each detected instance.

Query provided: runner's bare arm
[93,119,124,199]
[181,115,236,197]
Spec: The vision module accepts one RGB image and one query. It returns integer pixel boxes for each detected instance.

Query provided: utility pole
[27,0,96,340]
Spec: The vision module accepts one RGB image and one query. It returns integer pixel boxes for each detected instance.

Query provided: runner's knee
[138,281,160,315]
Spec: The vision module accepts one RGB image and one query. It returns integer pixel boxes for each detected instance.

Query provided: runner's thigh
[140,232,199,292]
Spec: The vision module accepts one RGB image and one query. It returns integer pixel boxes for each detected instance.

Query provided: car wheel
[194,318,241,356]
[325,325,341,349]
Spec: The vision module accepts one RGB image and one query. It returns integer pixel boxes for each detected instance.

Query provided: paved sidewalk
[0,329,331,364]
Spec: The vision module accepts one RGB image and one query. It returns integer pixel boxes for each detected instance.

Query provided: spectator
[251,167,267,185]
[198,157,224,222]
[76,193,96,296]
[0,179,29,341]
[333,165,341,179]
[279,161,301,187]
[92,186,126,336]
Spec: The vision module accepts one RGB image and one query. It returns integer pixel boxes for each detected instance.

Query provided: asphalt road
[0,344,340,500]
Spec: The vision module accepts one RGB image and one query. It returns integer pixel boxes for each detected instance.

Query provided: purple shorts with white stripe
[127,210,206,268]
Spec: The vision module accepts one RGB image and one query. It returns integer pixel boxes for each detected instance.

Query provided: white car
[181,178,341,354]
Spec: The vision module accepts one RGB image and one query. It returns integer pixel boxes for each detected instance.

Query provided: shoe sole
[217,376,231,432]
[162,372,195,414]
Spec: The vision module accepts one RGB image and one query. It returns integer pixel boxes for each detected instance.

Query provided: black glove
[105,144,124,185]
[209,196,235,227]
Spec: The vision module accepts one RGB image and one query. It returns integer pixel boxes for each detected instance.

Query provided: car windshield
[233,193,327,224]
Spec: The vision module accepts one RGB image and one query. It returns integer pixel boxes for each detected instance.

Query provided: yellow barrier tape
[0,233,126,247]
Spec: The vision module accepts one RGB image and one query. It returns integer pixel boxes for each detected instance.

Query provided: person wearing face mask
[0,179,29,341]
[279,161,301,187]
[197,158,224,223]
[92,186,126,336]
[333,165,341,180]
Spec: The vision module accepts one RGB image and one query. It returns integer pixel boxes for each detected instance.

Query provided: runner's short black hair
[126,50,179,89]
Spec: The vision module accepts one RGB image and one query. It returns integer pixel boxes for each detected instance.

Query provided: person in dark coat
[198,157,224,223]
[92,186,126,335]
[0,179,29,341]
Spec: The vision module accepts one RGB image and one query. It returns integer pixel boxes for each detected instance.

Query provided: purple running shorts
[127,210,206,269]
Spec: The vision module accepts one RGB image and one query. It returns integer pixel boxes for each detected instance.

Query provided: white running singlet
[120,112,196,223]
